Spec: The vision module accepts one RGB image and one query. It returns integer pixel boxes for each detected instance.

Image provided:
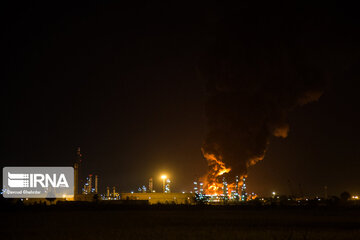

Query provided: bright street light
[161,175,167,193]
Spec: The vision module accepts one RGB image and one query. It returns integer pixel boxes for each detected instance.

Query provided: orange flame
[201,149,236,197]
[247,193,258,200]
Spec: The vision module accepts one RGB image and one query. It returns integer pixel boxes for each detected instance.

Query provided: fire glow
[202,149,239,197]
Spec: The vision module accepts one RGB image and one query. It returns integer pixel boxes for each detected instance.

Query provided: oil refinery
[16,147,254,205]
[17,147,357,206]
[72,147,253,205]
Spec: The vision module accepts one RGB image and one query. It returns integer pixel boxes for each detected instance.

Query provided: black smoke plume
[200,7,332,181]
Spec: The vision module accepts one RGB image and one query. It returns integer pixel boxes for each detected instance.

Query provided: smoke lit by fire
[197,7,329,199]
[202,148,244,197]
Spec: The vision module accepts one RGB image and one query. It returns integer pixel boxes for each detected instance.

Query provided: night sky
[2,2,360,197]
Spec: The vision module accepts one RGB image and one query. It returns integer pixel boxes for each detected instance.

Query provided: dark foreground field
[2,205,360,240]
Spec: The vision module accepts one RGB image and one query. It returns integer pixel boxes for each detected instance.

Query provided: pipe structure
[88,174,92,193]
[74,163,79,196]
[235,176,239,201]
[74,147,82,198]
[149,177,153,193]
[95,175,98,194]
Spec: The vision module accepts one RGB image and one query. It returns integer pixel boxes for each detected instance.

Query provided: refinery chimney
[222,177,228,201]
[95,175,98,194]
[235,176,240,201]
[106,187,110,199]
[241,177,247,201]
[88,174,92,192]
[74,163,78,196]
[165,179,171,193]
[74,147,82,197]
[149,177,153,193]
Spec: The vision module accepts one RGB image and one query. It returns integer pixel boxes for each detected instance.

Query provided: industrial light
[160,175,170,193]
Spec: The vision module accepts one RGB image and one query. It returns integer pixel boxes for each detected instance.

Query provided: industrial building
[118,176,194,204]
[119,192,195,204]
[193,175,250,203]
[20,147,248,205]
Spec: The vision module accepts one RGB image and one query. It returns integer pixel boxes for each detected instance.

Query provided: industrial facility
[22,147,252,205]
[120,192,194,204]
[25,147,251,205]
[193,176,249,203]
[14,147,360,207]
[71,148,198,204]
